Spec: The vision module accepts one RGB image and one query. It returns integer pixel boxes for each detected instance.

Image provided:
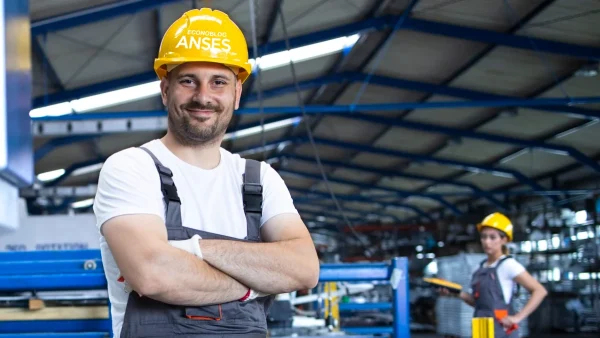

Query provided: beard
[168,99,232,147]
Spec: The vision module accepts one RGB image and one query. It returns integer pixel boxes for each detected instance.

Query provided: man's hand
[199,213,320,295]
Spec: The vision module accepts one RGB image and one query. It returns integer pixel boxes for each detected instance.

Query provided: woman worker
[441,212,548,337]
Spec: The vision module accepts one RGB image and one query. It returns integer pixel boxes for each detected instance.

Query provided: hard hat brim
[477,223,513,242]
[154,57,252,83]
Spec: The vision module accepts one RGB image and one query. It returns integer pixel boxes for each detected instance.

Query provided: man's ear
[160,76,169,106]
[234,79,243,110]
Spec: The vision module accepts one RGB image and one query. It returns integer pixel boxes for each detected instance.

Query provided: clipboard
[423,277,462,294]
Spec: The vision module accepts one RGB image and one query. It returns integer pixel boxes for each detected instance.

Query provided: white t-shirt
[92,139,298,337]
[481,255,526,304]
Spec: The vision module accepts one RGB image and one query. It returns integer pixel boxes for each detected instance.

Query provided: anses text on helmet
[175,30,231,53]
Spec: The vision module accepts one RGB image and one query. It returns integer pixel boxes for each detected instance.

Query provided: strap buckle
[162,183,180,203]
[243,183,262,195]
[243,183,262,213]
[156,165,173,177]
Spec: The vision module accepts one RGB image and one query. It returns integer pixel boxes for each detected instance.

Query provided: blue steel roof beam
[39,4,600,110]
[34,135,99,162]
[32,71,157,108]
[32,68,600,119]
[43,157,105,187]
[279,0,416,187]
[416,116,598,217]
[33,2,592,61]
[300,137,549,193]
[403,17,600,61]
[32,96,600,123]
[239,0,283,108]
[392,67,579,213]
[278,154,508,210]
[33,7,393,108]
[256,10,600,62]
[363,74,600,120]
[302,0,388,104]
[296,205,392,224]
[32,36,64,93]
[346,113,600,173]
[318,0,558,211]
[34,116,290,167]
[30,0,183,35]
[289,187,431,222]
[280,169,463,215]
[359,0,560,139]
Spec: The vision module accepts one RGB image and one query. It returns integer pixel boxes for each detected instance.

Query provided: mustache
[182,101,223,112]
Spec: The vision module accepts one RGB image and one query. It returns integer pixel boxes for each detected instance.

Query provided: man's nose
[192,84,212,104]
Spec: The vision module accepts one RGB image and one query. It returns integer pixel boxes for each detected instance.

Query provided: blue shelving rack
[0,250,409,338]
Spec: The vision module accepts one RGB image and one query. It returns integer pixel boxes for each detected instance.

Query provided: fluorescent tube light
[223,116,301,141]
[72,198,94,209]
[70,81,163,113]
[29,102,73,118]
[71,163,104,176]
[30,34,361,118]
[250,34,360,71]
[37,168,65,182]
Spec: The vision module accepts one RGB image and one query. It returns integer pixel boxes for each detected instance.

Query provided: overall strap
[495,255,513,270]
[139,147,183,228]
[243,159,262,242]
[496,255,521,302]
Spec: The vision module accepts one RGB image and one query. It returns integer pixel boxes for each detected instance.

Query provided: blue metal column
[0,0,33,187]
[392,257,410,338]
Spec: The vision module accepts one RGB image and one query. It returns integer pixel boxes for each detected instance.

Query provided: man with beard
[93,8,320,338]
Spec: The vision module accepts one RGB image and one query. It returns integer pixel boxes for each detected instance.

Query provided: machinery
[0,250,410,338]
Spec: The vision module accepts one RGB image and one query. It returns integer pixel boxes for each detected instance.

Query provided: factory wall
[0,199,99,252]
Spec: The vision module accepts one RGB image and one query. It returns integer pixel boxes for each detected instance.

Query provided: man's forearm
[200,237,319,294]
[136,246,248,306]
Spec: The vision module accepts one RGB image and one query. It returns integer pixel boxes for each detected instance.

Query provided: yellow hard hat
[477,212,513,242]
[153,8,252,83]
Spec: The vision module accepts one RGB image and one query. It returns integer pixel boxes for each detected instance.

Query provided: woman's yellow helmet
[477,212,513,242]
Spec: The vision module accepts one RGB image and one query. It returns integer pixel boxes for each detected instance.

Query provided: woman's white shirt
[481,255,526,304]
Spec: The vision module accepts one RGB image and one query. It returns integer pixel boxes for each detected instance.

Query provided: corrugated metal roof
[26,0,600,229]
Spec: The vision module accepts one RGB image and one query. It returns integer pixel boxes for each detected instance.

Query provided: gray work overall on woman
[471,256,519,338]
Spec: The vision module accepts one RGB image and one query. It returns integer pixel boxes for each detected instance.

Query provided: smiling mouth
[186,109,215,117]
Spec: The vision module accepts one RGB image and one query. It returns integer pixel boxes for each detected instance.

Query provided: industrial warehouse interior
[1,0,600,337]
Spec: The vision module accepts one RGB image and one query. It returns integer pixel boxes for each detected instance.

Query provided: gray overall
[471,256,519,338]
[119,147,273,338]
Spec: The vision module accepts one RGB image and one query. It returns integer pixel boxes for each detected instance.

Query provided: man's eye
[180,79,193,84]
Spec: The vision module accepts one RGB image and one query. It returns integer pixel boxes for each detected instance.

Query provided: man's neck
[161,133,222,170]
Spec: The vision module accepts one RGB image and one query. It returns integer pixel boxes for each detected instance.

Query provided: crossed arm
[103,212,320,306]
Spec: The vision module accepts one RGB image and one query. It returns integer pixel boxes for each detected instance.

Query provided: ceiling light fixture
[30,34,361,118]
